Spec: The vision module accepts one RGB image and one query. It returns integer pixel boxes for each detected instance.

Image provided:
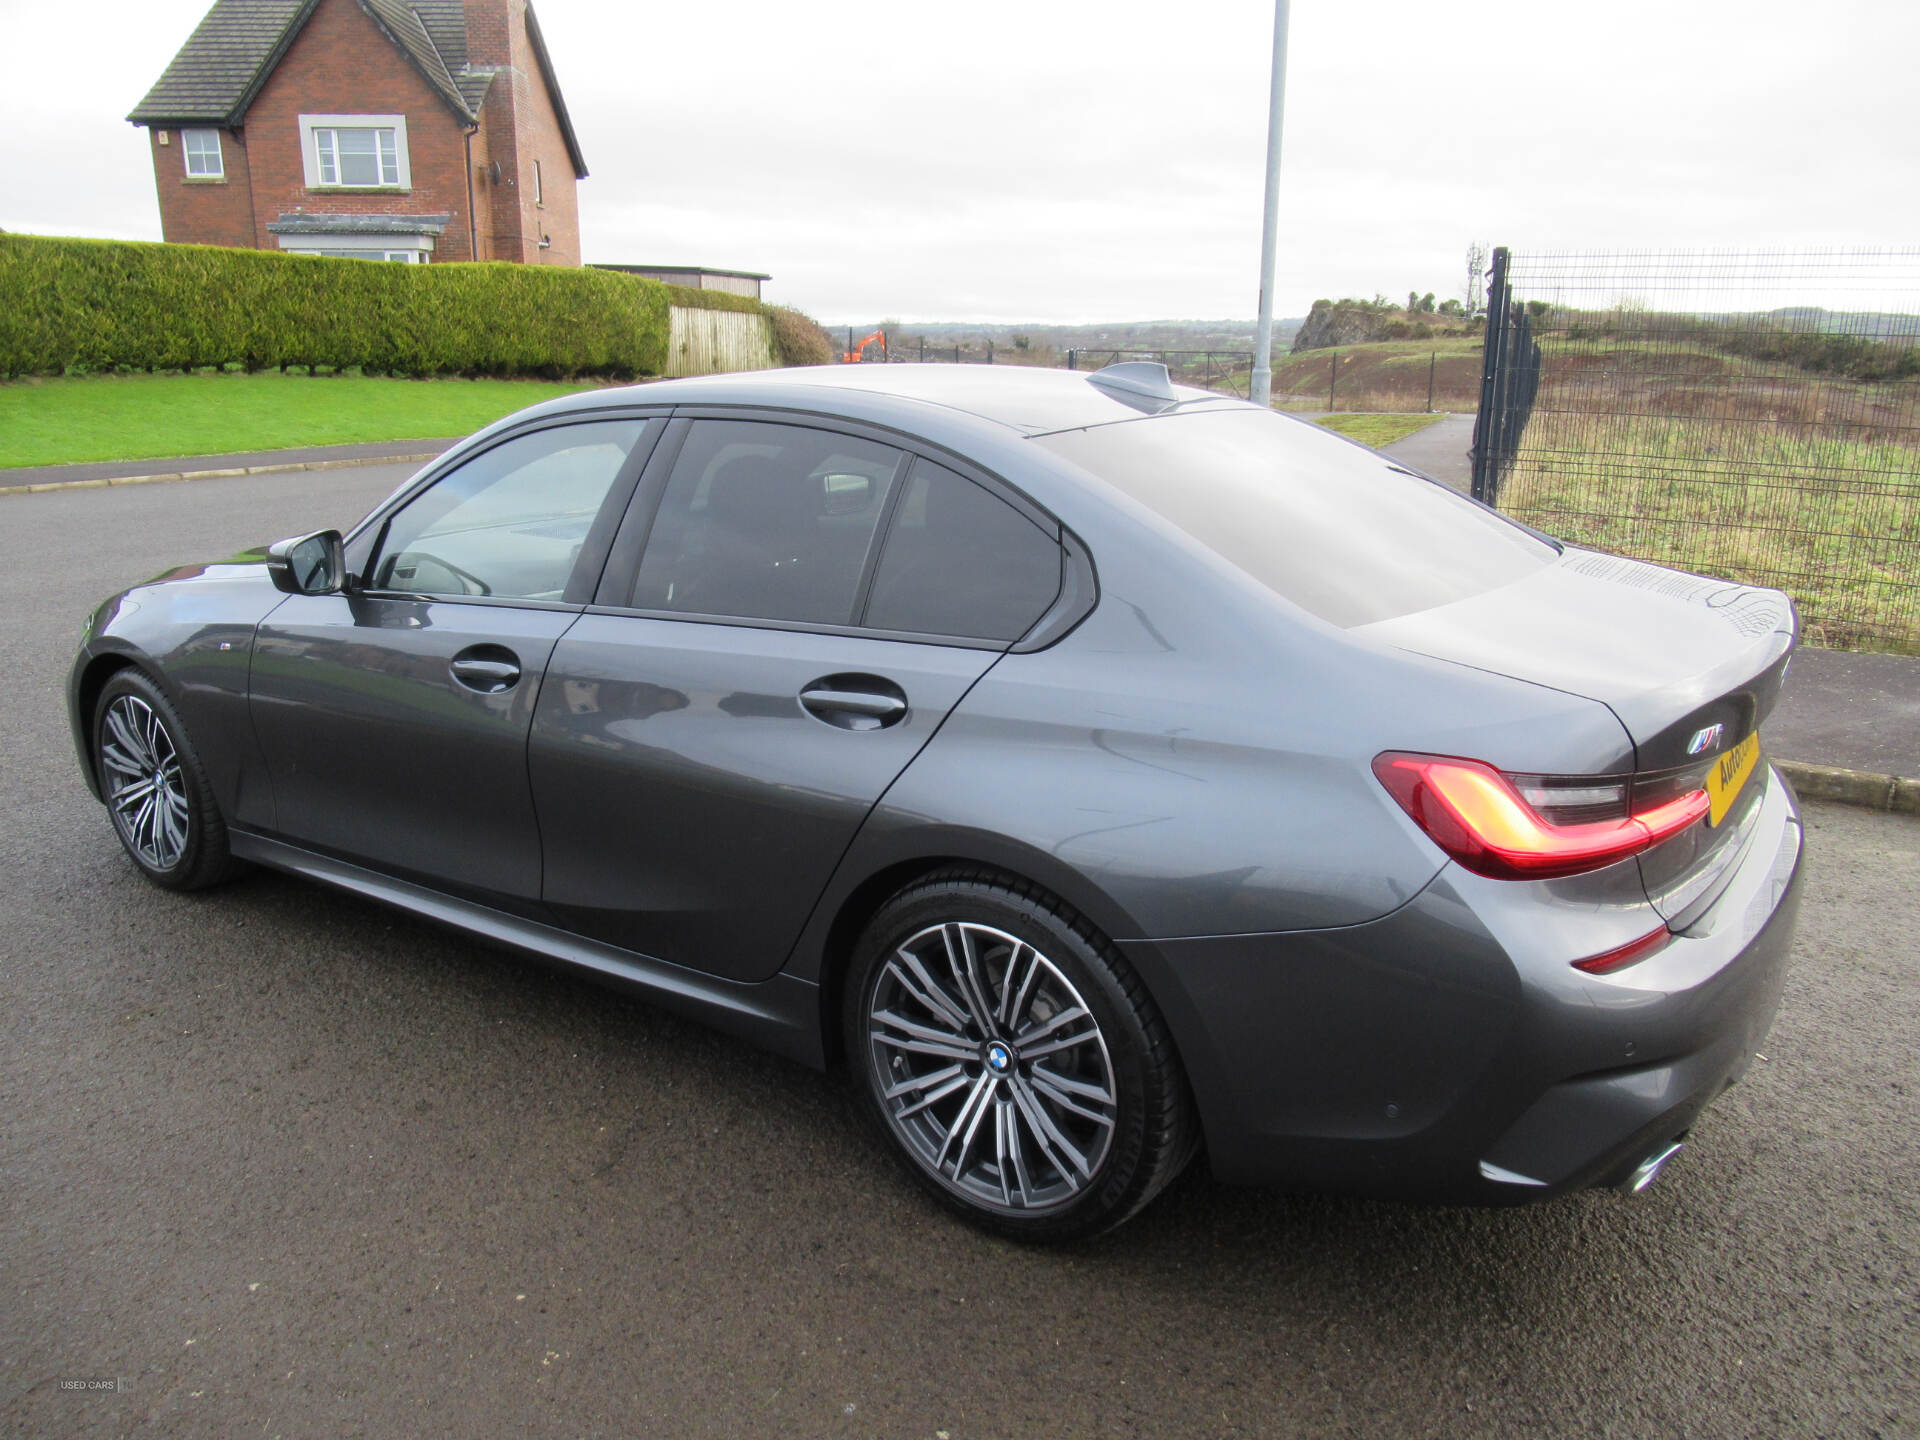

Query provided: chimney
[463,0,516,68]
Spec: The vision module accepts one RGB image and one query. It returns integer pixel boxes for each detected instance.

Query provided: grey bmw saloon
[69,363,1803,1240]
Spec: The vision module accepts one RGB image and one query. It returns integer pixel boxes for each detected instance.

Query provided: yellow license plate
[1706,731,1761,827]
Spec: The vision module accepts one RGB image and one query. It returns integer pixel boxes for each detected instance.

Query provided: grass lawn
[1314,412,1445,448]
[0,370,616,469]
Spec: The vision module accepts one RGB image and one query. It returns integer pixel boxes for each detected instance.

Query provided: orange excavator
[840,328,888,363]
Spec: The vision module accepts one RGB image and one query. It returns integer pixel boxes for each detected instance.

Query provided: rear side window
[370,419,645,600]
[632,420,902,625]
[1035,409,1555,628]
[863,461,1061,641]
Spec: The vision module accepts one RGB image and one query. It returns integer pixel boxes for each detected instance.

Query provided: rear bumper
[1118,764,1804,1203]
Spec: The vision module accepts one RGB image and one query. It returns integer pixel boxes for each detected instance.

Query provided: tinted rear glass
[863,460,1061,641]
[632,420,901,625]
[1035,409,1555,627]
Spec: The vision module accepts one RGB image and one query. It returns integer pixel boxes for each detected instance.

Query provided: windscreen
[1035,409,1556,628]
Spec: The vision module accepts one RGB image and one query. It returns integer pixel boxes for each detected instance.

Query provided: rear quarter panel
[786,499,1640,972]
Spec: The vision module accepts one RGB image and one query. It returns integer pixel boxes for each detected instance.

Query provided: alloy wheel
[100,694,190,871]
[865,920,1118,1214]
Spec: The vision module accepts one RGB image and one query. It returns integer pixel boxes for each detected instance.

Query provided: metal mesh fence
[1484,248,1920,653]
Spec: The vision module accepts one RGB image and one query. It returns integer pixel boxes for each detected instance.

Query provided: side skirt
[228,830,826,1068]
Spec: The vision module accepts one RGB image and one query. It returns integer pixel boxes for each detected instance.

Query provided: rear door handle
[799,674,908,731]
[450,646,522,693]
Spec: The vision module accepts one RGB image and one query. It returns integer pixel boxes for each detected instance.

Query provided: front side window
[631,420,902,625]
[864,461,1061,641]
[370,420,647,601]
[316,127,399,186]
[182,129,223,177]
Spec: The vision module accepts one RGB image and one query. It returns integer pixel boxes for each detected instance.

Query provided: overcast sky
[3,0,1916,323]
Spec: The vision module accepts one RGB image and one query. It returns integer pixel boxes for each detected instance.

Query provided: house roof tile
[355,0,476,122]
[125,0,583,170]
[268,212,452,234]
[128,0,319,126]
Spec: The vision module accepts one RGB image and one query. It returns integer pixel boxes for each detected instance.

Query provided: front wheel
[844,870,1198,1242]
[93,668,237,891]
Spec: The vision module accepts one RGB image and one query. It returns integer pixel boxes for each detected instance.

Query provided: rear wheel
[844,869,1198,1241]
[93,669,237,891]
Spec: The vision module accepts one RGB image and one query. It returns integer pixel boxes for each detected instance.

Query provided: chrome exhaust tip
[1621,1140,1685,1195]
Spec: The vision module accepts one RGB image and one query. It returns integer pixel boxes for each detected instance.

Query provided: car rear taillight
[1372,752,1710,881]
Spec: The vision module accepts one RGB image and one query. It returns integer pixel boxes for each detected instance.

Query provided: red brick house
[129,0,587,265]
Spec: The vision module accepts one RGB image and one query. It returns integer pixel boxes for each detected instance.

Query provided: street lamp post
[1249,0,1292,409]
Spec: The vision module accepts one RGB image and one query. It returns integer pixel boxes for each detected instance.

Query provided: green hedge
[0,232,802,380]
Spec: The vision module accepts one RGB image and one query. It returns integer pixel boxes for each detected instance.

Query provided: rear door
[530,418,1066,981]
[249,416,656,907]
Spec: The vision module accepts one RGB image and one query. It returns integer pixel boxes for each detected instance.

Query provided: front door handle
[799,674,908,731]
[450,646,522,694]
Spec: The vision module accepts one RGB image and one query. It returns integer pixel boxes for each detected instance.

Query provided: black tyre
[93,668,237,891]
[844,868,1199,1242]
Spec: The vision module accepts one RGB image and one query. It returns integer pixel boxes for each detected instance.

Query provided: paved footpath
[0,438,457,491]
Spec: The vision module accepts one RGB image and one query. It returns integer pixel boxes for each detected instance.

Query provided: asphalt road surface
[3,467,1916,1439]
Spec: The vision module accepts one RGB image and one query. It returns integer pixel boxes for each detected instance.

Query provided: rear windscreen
[1035,409,1556,628]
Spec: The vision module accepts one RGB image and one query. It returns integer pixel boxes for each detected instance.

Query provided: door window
[369,420,646,601]
[631,420,902,625]
[863,460,1062,641]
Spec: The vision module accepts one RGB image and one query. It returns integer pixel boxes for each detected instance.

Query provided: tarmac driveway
[2,468,1916,1438]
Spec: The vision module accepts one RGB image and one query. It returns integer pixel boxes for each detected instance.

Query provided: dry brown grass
[1270,338,1485,413]
[1500,365,1920,653]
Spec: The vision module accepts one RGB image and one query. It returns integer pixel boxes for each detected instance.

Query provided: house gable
[131,0,587,266]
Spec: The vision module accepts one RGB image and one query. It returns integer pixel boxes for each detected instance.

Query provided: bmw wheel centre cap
[984,1040,1015,1074]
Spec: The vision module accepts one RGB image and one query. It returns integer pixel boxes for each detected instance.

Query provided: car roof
[564,363,1245,437]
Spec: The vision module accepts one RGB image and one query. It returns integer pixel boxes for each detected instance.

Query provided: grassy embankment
[1498,346,1918,653]
[1274,336,1485,413]
[0,371,612,469]
[1314,413,1445,447]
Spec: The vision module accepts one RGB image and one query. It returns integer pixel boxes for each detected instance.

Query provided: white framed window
[276,233,435,263]
[532,159,543,207]
[182,128,224,178]
[298,114,411,190]
[309,249,424,263]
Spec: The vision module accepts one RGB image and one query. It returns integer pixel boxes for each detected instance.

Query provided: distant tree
[1437,298,1464,317]
[1408,290,1421,314]
[1013,334,1031,350]
[1421,292,1436,313]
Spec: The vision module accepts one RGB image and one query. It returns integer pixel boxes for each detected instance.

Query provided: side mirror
[267,529,347,596]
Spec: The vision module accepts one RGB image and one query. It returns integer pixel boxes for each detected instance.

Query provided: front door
[248,417,653,906]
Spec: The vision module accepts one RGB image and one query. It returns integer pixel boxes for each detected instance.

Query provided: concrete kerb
[0,451,444,498]
[1776,760,1920,817]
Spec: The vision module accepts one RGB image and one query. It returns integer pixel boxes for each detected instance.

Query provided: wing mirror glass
[267,529,347,596]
